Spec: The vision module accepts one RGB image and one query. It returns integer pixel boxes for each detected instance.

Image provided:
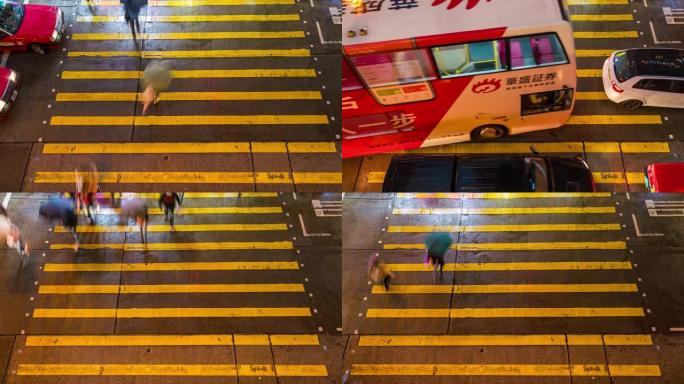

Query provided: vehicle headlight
[0,101,6,111]
[8,72,16,83]
[50,30,58,42]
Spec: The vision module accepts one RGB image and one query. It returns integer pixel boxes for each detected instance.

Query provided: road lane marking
[50,115,328,125]
[77,14,301,22]
[567,115,662,124]
[42,142,336,154]
[366,307,645,318]
[34,172,340,184]
[44,261,299,272]
[17,364,327,376]
[576,91,609,100]
[568,0,629,4]
[78,207,283,214]
[359,334,652,346]
[392,207,616,214]
[112,192,278,198]
[350,364,659,376]
[72,31,305,40]
[576,49,620,57]
[33,307,313,318]
[383,241,626,251]
[371,284,638,294]
[61,69,316,79]
[577,69,602,77]
[387,224,621,232]
[26,334,320,346]
[56,91,322,101]
[573,31,638,38]
[68,49,310,58]
[56,223,288,233]
[49,241,294,251]
[395,192,612,198]
[386,261,632,271]
[39,283,305,294]
[571,14,633,21]
[89,0,294,5]
[381,141,669,155]
[593,172,644,185]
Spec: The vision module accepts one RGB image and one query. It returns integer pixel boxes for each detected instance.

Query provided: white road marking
[316,21,341,44]
[312,199,342,217]
[649,21,682,44]
[663,7,684,24]
[631,214,664,237]
[298,213,331,237]
[670,328,684,332]
[1,193,11,209]
[0,51,9,67]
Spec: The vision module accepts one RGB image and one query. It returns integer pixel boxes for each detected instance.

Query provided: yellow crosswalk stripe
[573,31,638,38]
[386,261,632,271]
[567,115,662,124]
[576,91,608,100]
[33,307,313,318]
[568,0,629,5]
[395,192,613,198]
[56,91,322,102]
[577,69,602,77]
[44,261,299,272]
[25,335,317,346]
[386,141,670,156]
[58,207,283,215]
[571,14,633,21]
[620,142,670,153]
[576,49,619,57]
[68,49,310,58]
[25,334,320,346]
[49,241,294,251]
[77,14,301,22]
[350,364,659,376]
[39,283,305,294]
[366,307,645,318]
[593,172,644,185]
[112,192,278,198]
[43,142,336,154]
[371,284,638,294]
[359,334,652,346]
[56,223,288,233]
[61,69,316,79]
[387,224,621,232]
[72,31,305,40]
[34,172,340,185]
[383,241,626,250]
[88,0,295,5]
[392,207,616,214]
[50,115,327,125]
[17,364,327,376]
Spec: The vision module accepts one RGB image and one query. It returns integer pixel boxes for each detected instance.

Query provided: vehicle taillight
[611,79,624,93]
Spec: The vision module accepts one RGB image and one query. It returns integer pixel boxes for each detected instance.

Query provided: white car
[602,48,684,109]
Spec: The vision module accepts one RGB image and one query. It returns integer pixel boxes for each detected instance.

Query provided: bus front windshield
[613,51,637,83]
[0,1,24,35]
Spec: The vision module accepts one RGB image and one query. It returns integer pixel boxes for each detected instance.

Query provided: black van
[382,154,595,192]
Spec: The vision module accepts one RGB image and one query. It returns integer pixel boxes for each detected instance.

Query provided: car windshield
[0,0,23,35]
[613,50,638,82]
[525,157,549,192]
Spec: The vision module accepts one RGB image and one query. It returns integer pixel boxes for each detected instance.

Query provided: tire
[29,44,48,55]
[470,124,507,141]
[620,99,643,110]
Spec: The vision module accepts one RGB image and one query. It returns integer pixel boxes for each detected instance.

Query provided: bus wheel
[620,100,643,110]
[471,125,507,141]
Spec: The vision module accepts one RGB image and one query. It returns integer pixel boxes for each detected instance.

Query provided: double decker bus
[342,0,576,158]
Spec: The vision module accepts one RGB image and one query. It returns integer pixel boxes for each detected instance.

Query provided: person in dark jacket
[39,198,79,252]
[158,192,181,231]
[123,0,142,41]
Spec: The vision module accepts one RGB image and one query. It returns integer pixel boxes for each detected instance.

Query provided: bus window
[349,49,436,88]
[521,88,574,116]
[510,33,568,70]
[432,39,507,79]
[343,59,363,91]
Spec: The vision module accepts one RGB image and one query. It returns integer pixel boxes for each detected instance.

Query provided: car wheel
[29,44,48,54]
[471,125,507,141]
[620,99,643,110]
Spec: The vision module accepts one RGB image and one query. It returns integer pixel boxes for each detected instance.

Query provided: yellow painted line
[571,14,633,21]
[593,172,644,185]
[367,172,385,184]
[371,284,638,294]
[399,142,585,154]
[26,334,319,346]
[49,241,294,251]
[584,142,620,152]
[392,207,616,214]
[43,142,334,154]
[112,192,278,198]
[63,206,283,215]
[44,261,299,272]
[568,0,628,4]
[386,261,632,271]
[387,224,621,232]
[72,31,305,40]
[77,14,301,22]
[620,142,670,153]
[577,50,620,57]
[61,69,316,79]
[56,91,321,102]
[395,192,612,198]
[350,364,658,377]
[17,364,327,377]
[89,0,295,5]
[33,307,312,318]
[39,283,305,294]
[67,49,310,58]
[576,91,608,100]
[567,115,662,124]
[359,334,651,347]
[50,115,327,125]
[574,31,638,38]
[34,172,338,184]
[56,223,288,233]
[384,241,626,251]
[577,69,602,77]
[366,307,645,318]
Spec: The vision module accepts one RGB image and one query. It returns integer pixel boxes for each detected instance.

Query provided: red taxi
[0,0,64,54]
[645,163,684,192]
[0,67,18,118]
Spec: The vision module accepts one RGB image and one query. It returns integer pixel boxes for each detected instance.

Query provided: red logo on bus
[432,0,492,10]
[472,78,501,93]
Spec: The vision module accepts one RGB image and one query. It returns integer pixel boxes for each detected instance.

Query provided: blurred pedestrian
[368,253,395,291]
[122,0,142,42]
[121,198,148,243]
[39,198,79,252]
[424,232,452,282]
[158,192,181,231]
[75,163,99,225]
[141,60,172,115]
[0,208,29,266]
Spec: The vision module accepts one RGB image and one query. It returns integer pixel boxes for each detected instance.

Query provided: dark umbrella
[38,198,75,221]
[424,232,453,257]
[130,0,147,7]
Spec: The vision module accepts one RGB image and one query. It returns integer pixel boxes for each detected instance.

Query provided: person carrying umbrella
[424,232,453,281]
[39,198,79,252]
[141,60,172,115]
[121,0,146,42]
[0,208,29,266]
[368,253,395,291]
[121,198,149,243]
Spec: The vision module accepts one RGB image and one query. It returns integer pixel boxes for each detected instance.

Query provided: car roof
[454,156,527,192]
[623,48,684,79]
